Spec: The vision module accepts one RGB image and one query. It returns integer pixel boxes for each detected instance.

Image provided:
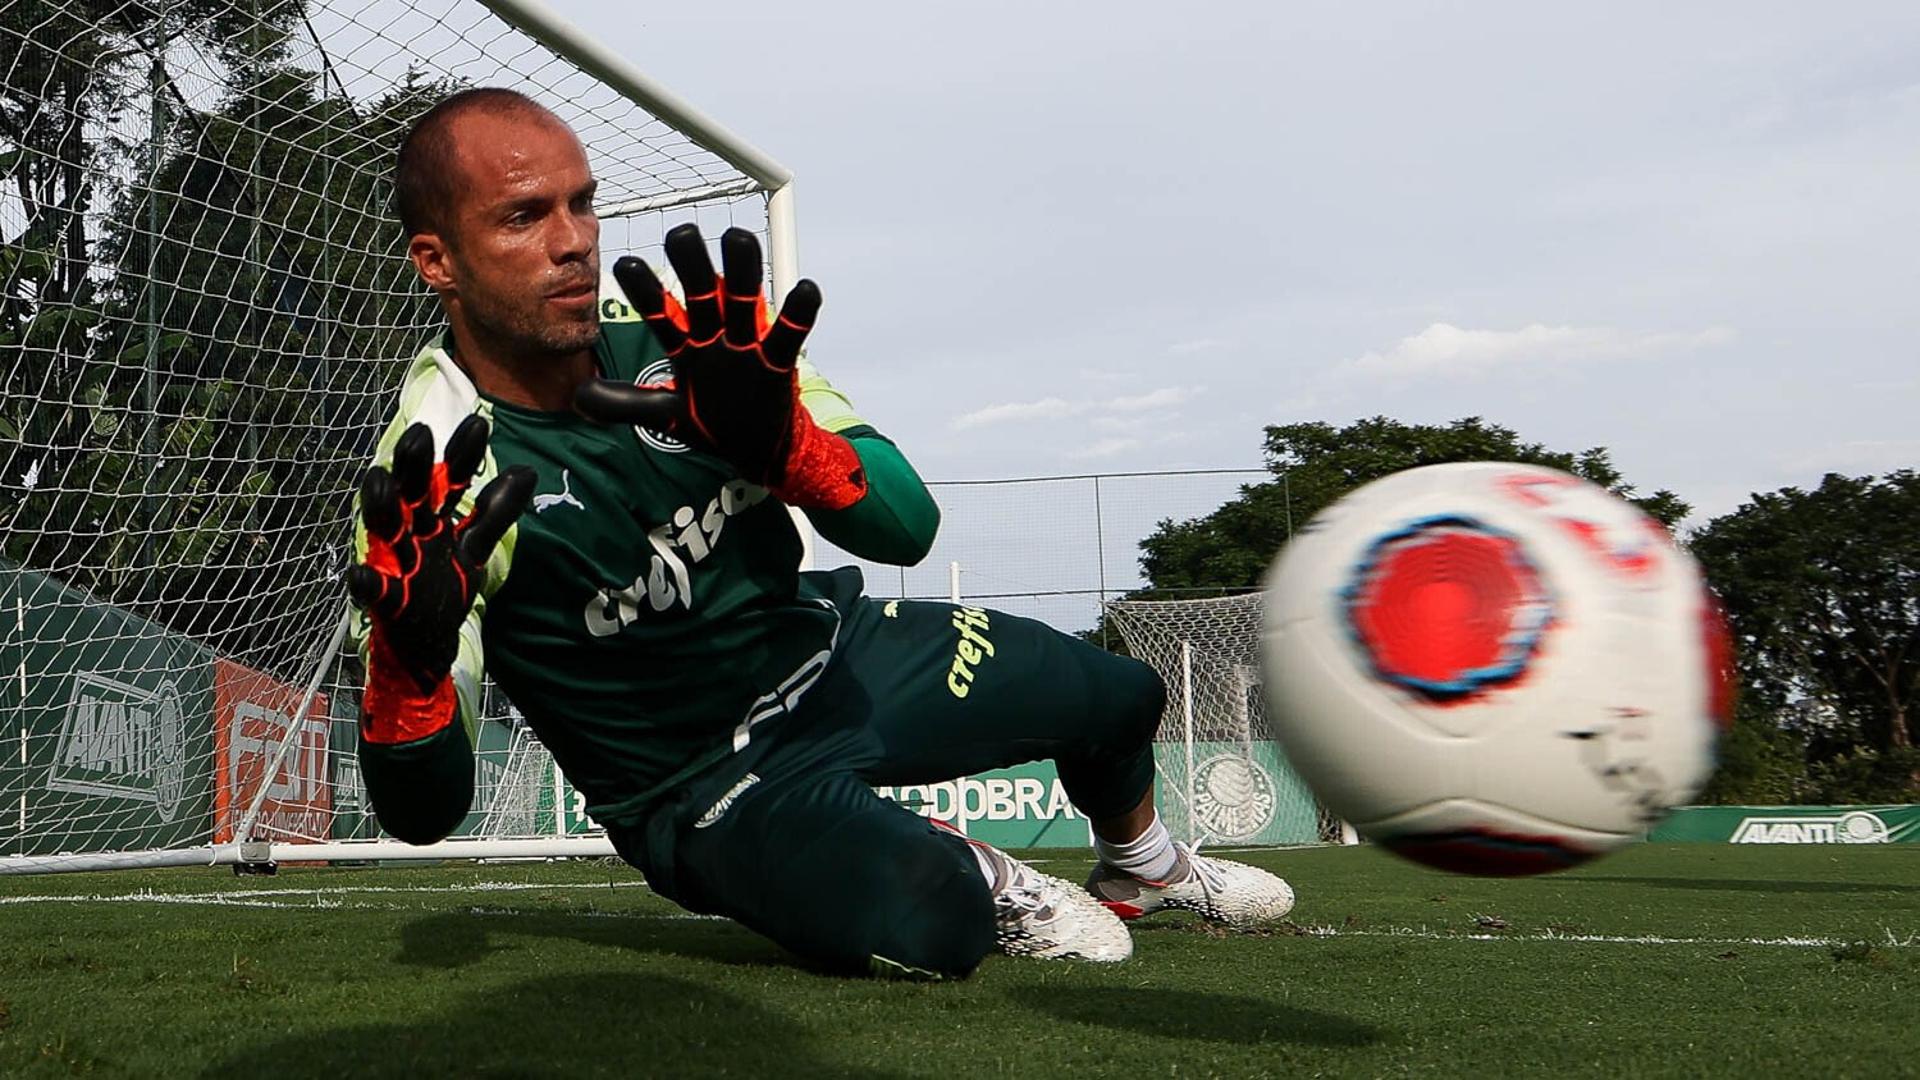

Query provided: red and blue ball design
[1342,515,1553,703]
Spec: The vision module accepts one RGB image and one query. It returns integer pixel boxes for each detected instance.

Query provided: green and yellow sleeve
[796,354,940,566]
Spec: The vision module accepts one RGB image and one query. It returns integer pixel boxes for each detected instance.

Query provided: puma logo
[533,468,585,514]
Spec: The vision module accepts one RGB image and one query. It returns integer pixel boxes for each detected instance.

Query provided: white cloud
[1069,437,1142,460]
[1272,392,1324,416]
[1106,386,1204,412]
[1166,337,1231,355]
[1339,322,1735,380]
[950,385,1205,430]
[948,397,1080,430]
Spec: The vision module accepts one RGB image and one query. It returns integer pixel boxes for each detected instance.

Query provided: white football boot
[1085,842,1296,928]
[965,837,1134,962]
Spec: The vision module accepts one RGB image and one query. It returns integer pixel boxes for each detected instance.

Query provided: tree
[1689,472,1919,775]
[1137,416,1690,594]
[2,0,301,415]
[1,4,453,671]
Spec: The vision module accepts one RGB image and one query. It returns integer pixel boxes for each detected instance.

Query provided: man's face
[420,109,601,358]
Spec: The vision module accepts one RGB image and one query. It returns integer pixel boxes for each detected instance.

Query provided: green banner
[0,563,215,857]
[328,707,371,840]
[868,741,1326,850]
[1649,804,1920,844]
[875,762,1091,849]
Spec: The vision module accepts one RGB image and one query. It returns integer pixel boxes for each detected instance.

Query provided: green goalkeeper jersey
[352,292,938,826]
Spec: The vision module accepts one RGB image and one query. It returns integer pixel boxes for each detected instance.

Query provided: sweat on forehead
[393,87,574,236]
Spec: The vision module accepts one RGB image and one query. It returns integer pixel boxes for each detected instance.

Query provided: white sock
[1095,812,1181,883]
[969,843,1003,892]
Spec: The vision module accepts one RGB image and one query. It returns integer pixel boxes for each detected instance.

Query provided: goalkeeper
[349,88,1294,977]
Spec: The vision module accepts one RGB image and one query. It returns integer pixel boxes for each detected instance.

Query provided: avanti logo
[49,672,187,823]
[1730,811,1890,845]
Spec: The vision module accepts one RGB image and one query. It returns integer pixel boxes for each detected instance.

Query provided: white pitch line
[0,890,703,919]
[0,880,651,906]
[1294,925,1919,949]
[4,885,1913,949]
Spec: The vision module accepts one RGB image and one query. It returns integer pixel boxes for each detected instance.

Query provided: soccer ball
[1260,462,1733,875]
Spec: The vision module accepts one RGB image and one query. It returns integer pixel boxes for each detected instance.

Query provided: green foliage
[1696,698,1808,805]
[1690,471,1919,799]
[1801,747,1920,805]
[1136,416,1690,596]
[1,9,454,667]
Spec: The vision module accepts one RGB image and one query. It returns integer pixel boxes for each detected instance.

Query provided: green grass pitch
[0,844,1914,1078]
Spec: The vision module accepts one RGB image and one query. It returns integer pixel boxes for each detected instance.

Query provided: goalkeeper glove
[346,415,534,744]
[572,224,868,511]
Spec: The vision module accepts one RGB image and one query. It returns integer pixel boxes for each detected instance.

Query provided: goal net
[0,0,791,872]
[1106,594,1341,846]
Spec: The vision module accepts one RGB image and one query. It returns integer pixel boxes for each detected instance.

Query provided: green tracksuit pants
[606,586,1166,977]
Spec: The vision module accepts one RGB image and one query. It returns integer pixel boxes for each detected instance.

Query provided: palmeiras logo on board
[631,358,688,454]
[49,672,187,823]
[1192,754,1277,842]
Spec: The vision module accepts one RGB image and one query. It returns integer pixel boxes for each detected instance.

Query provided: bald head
[394,87,571,237]
[394,86,601,374]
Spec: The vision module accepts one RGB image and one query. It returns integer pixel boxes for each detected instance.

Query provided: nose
[552,205,597,265]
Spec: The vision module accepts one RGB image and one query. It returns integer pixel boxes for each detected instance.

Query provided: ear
[409,231,457,295]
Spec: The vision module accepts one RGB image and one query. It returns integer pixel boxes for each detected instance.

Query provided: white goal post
[0,0,797,873]
[1106,594,1344,847]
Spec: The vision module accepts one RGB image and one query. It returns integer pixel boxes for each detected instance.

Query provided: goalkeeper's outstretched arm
[573,224,939,567]
[794,359,940,567]
[346,415,533,845]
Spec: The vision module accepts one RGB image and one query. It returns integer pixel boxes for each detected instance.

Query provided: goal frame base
[0,836,619,876]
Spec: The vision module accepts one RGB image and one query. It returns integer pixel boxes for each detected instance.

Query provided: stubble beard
[466,286,600,360]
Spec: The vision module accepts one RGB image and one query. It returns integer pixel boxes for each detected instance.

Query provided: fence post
[1093,475,1107,648]
[1283,469,1293,541]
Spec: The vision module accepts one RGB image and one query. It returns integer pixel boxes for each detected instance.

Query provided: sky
[579,0,1918,527]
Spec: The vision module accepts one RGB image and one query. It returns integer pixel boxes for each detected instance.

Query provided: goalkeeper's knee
[1099,655,1167,751]
[866,848,995,979]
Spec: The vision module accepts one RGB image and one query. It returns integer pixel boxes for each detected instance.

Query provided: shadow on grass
[1007,986,1384,1047]
[1570,875,1920,895]
[201,971,901,1079]
[395,908,791,972]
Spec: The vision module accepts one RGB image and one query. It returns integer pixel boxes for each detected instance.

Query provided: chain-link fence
[816,468,1279,639]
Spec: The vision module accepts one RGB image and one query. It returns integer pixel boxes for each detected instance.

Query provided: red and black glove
[572,224,868,510]
[345,415,534,744]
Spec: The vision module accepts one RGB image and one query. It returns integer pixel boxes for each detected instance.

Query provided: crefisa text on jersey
[585,478,771,634]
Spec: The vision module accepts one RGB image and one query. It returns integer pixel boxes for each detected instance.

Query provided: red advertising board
[213,659,331,843]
